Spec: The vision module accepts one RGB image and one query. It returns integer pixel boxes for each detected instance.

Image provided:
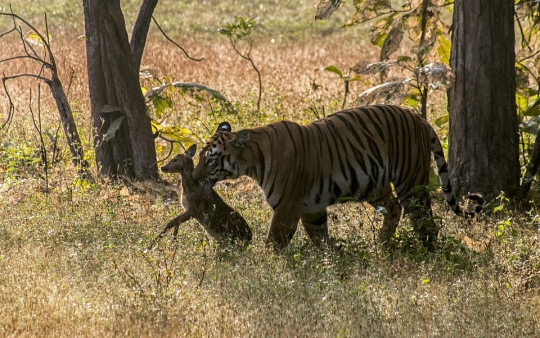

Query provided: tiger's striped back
[193,104,482,249]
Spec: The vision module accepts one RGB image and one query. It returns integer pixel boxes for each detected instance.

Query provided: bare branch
[2,73,50,83]
[130,0,159,71]
[0,26,18,39]
[1,76,15,131]
[154,130,186,163]
[515,10,533,52]
[0,54,51,68]
[152,16,205,62]
[0,11,57,70]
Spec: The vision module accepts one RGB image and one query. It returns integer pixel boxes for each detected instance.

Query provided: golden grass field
[1,1,540,337]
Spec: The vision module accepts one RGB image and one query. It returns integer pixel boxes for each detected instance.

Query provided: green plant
[219,16,262,113]
[315,65,361,110]
[315,0,453,118]
[142,80,236,160]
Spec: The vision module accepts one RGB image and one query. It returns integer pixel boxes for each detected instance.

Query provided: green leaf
[403,87,422,107]
[151,95,173,119]
[219,16,256,40]
[321,65,344,77]
[434,114,449,128]
[516,92,529,115]
[104,116,125,142]
[397,55,412,64]
[160,126,198,145]
[372,32,388,48]
[524,96,540,116]
[436,33,451,65]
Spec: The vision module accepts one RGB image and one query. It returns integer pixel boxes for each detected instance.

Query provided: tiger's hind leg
[301,210,333,247]
[400,186,439,251]
[369,190,403,247]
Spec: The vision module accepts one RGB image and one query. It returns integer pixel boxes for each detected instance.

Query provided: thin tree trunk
[47,72,89,175]
[447,0,519,199]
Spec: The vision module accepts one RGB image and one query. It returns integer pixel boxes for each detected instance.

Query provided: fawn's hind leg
[150,212,192,248]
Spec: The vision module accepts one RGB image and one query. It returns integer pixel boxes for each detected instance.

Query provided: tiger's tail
[429,128,484,218]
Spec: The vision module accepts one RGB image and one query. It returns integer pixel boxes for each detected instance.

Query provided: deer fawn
[152,144,252,247]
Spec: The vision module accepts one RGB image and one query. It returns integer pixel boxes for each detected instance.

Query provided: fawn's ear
[216,122,232,133]
[185,144,197,159]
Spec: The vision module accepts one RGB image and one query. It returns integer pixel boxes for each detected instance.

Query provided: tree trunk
[47,72,90,175]
[83,0,158,180]
[447,0,519,199]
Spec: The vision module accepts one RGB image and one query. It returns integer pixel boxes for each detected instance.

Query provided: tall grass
[1,1,539,336]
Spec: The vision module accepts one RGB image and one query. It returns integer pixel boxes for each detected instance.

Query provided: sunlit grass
[1,175,539,336]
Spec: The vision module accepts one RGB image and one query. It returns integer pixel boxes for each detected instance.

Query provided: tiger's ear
[185,144,197,159]
[216,122,232,133]
[232,129,250,149]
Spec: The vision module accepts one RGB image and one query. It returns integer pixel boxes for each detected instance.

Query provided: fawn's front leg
[149,212,192,248]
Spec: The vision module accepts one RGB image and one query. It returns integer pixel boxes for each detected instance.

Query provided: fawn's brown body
[153,144,252,246]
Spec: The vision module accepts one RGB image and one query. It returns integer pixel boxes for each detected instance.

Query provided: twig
[196,239,208,290]
[151,16,204,62]
[229,38,262,112]
[1,76,15,131]
[28,85,50,192]
[154,131,186,163]
[515,10,533,52]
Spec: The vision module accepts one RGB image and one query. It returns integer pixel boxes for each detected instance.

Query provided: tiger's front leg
[301,210,332,246]
[266,207,302,249]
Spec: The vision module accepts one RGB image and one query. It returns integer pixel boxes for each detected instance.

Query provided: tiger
[192,104,483,250]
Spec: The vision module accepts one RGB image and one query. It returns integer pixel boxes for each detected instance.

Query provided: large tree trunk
[83,0,158,180]
[447,0,519,199]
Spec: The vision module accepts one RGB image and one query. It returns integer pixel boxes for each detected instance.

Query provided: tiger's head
[193,122,250,188]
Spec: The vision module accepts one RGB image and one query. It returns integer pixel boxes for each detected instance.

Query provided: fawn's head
[161,144,197,173]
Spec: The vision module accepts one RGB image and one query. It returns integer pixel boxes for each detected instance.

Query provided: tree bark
[83,0,158,180]
[447,0,519,199]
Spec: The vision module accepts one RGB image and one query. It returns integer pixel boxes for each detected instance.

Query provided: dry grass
[1,1,540,337]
